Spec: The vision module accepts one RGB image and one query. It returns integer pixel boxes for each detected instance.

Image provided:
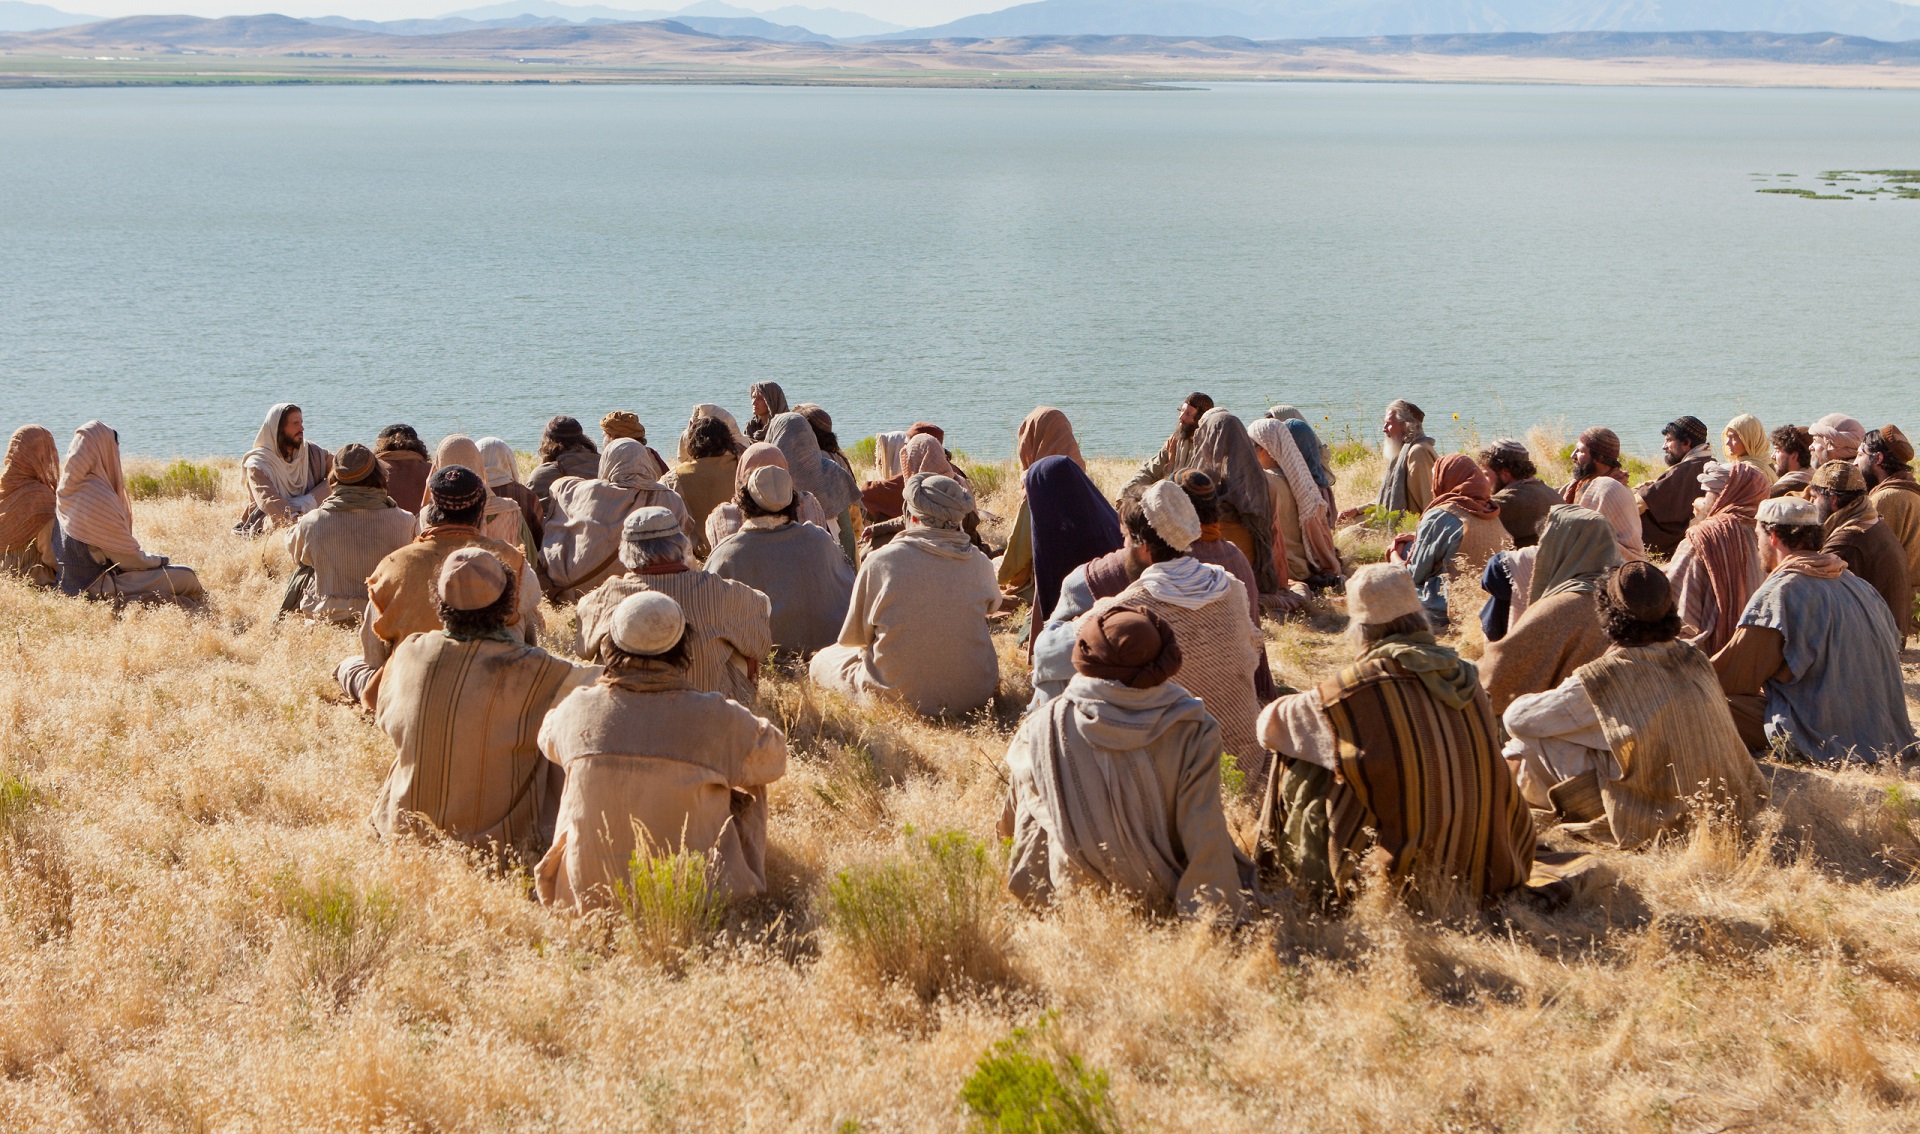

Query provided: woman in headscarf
[1576,474,1647,564]
[541,438,690,603]
[1189,407,1282,599]
[704,441,829,554]
[1667,461,1768,654]
[478,437,544,555]
[795,404,861,559]
[745,382,789,442]
[678,404,750,462]
[1248,417,1342,588]
[872,431,908,481]
[768,412,857,557]
[374,424,432,514]
[1391,453,1509,627]
[527,416,600,510]
[1024,455,1125,646]
[429,435,528,549]
[1722,414,1776,487]
[53,421,206,607]
[1266,406,1338,507]
[664,416,740,558]
[1479,506,1621,715]
[0,425,60,583]
[862,433,953,522]
[998,407,1087,609]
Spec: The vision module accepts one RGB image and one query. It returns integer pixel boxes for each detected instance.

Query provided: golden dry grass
[2,447,1919,1132]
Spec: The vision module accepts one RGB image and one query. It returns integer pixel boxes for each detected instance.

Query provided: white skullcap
[1139,481,1201,552]
[745,465,794,512]
[1756,496,1819,527]
[1346,564,1424,627]
[623,506,683,541]
[608,592,686,656]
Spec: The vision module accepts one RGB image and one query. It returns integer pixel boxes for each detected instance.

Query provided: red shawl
[1687,462,1768,653]
[1429,453,1500,518]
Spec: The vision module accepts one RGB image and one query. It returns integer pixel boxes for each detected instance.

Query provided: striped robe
[1261,655,1535,908]
[370,630,588,861]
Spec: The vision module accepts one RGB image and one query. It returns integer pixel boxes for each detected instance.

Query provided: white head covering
[55,420,145,560]
[476,437,521,490]
[1576,475,1647,563]
[601,439,666,491]
[1757,496,1819,527]
[609,592,686,656]
[1139,481,1200,552]
[745,465,794,512]
[874,431,908,479]
[904,473,973,529]
[1347,563,1424,626]
[243,402,318,502]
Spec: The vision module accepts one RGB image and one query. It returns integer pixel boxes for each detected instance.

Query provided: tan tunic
[1480,590,1611,717]
[535,668,788,911]
[287,491,417,623]
[1263,468,1310,583]
[369,631,590,860]
[1869,479,1920,633]
[575,566,772,705]
[358,526,539,698]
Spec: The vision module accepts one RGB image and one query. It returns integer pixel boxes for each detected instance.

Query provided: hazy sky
[62,0,1004,27]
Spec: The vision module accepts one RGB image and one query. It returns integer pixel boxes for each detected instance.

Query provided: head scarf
[476,437,521,489]
[0,425,60,553]
[1189,408,1278,593]
[1072,604,1183,688]
[244,402,319,502]
[1684,461,1769,653]
[903,473,974,530]
[873,431,908,479]
[1528,505,1623,605]
[901,433,953,478]
[1247,417,1341,577]
[1283,419,1333,488]
[600,438,667,492]
[55,421,145,560]
[1017,407,1085,471]
[1026,455,1124,627]
[433,435,490,495]
[767,412,855,516]
[1427,453,1501,518]
[748,382,790,432]
[1576,475,1646,563]
[1722,414,1774,479]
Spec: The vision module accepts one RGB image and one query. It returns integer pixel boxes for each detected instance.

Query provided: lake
[2,81,1917,461]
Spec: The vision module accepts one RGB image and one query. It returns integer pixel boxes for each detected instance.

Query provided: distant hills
[441,0,905,37]
[0,0,94,31]
[887,0,1920,41]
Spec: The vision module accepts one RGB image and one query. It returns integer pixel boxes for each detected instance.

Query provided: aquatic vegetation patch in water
[1761,170,1920,201]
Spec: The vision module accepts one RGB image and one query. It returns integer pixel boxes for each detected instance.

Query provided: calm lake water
[2,82,1918,460]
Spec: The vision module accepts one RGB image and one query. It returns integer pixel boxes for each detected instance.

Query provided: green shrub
[1328,440,1374,468]
[957,456,1008,502]
[127,459,220,502]
[1218,753,1246,798]
[615,841,726,970]
[960,1017,1121,1134]
[847,435,878,469]
[275,870,401,1007]
[0,772,36,832]
[823,828,1012,1001]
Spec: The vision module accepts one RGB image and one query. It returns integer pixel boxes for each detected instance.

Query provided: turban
[1138,481,1200,552]
[600,411,646,443]
[1869,424,1913,466]
[1388,399,1424,425]
[437,547,508,611]
[1757,496,1819,527]
[1072,604,1183,688]
[1603,561,1674,623]
[1171,467,1216,500]
[608,592,685,656]
[906,421,945,443]
[904,472,973,529]
[623,505,683,541]
[332,442,377,485]
[427,465,486,514]
[1579,427,1622,467]
[1664,416,1709,447]
[1347,563,1423,627]
[1810,460,1866,493]
[1810,414,1866,461]
[745,465,794,512]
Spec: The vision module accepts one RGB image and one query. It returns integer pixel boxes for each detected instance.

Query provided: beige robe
[370,630,591,860]
[809,527,1001,717]
[535,667,789,911]
[287,491,417,623]
[575,567,772,705]
[1481,590,1611,718]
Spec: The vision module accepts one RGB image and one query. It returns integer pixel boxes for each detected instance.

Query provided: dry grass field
[2,439,1918,1132]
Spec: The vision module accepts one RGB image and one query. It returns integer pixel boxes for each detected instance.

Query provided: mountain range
[3,0,1917,41]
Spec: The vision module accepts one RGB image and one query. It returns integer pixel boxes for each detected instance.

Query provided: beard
[278,428,302,458]
[1863,462,1886,488]
[1175,420,1197,442]
[1572,458,1596,481]
[1123,548,1149,582]
[1759,532,1781,573]
[1663,448,1685,467]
